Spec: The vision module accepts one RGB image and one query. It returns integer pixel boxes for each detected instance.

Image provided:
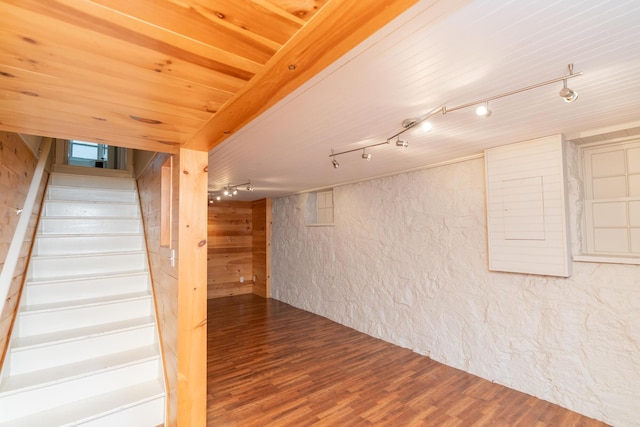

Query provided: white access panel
[485,134,572,277]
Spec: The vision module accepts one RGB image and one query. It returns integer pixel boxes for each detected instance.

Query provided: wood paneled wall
[252,199,271,298]
[138,149,207,427]
[207,199,271,299]
[0,132,46,364]
[207,201,253,298]
[138,152,179,425]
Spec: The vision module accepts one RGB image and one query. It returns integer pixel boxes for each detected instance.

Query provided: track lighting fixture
[328,63,582,168]
[396,138,409,148]
[476,102,491,117]
[559,84,577,103]
[559,63,578,103]
[208,180,254,202]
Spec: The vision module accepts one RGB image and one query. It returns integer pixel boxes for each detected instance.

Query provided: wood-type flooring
[207,295,609,426]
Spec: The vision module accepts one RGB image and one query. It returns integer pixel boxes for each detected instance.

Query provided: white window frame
[305,189,334,226]
[69,140,108,164]
[575,139,640,265]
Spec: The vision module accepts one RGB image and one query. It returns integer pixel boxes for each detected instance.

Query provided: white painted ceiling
[208,0,640,201]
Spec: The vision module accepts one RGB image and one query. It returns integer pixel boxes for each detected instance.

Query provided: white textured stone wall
[271,146,640,427]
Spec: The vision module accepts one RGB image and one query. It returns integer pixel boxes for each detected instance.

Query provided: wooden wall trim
[251,198,271,298]
[176,148,207,426]
[265,198,272,298]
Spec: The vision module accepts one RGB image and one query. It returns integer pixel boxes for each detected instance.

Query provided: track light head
[232,188,238,195]
[216,196,221,201]
[246,186,254,191]
[362,151,372,161]
[332,158,340,168]
[476,102,492,117]
[421,121,432,133]
[559,83,578,103]
[396,139,409,148]
[223,188,229,196]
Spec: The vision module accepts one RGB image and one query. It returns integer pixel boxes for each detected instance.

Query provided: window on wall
[305,189,334,226]
[317,190,334,224]
[581,140,640,261]
[68,140,108,167]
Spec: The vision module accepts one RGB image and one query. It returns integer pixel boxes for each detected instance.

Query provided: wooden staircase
[0,171,165,426]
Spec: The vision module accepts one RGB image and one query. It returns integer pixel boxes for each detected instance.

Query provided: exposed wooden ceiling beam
[184,0,420,152]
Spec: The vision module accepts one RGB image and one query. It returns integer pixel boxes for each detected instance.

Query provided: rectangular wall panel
[485,135,572,277]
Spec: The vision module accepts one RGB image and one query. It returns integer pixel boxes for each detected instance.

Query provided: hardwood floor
[207,295,609,426]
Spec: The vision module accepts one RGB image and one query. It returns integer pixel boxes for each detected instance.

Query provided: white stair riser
[9,326,156,375]
[17,298,153,337]
[25,275,149,305]
[39,218,142,235]
[43,201,140,218]
[34,234,145,256]
[47,186,137,203]
[0,359,160,423]
[76,397,165,427]
[29,253,146,280]
[49,174,136,190]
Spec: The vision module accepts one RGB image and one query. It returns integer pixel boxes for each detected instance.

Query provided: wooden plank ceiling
[0,0,418,153]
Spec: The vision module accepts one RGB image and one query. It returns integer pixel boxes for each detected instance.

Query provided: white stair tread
[38,216,141,223]
[0,345,159,395]
[35,232,143,239]
[50,171,135,184]
[22,291,151,313]
[47,184,136,192]
[44,199,138,206]
[12,315,155,349]
[2,379,164,427]
[26,270,149,286]
[31,249,146,261]
[25,270,148,286]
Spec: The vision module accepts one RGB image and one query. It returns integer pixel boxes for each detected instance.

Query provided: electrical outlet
[239,276,244,283]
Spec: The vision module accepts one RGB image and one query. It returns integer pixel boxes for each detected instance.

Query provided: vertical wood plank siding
[0,132,45,367]
[207,200,253,298]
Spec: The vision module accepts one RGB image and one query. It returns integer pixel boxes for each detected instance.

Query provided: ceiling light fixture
[328,63,582,167]
[559,64,578,102]
[396,138,409,148]
[476,101,492,117]
[208,180,254,202]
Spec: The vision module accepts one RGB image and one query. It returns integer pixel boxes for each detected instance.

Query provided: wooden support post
[176,148,208,426]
